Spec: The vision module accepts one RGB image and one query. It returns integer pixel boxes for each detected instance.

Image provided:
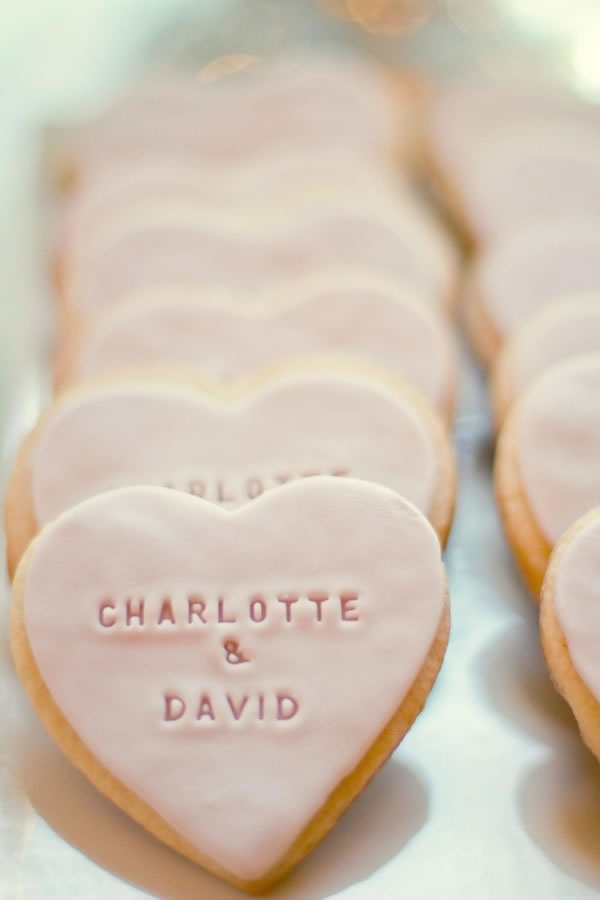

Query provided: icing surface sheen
[478,219,600,338]
[66,212,455,318]
[459,125,600,240]
[510,294,600,394]
[23,480,445,879]
[516,355,600,544]
[73,54,400,171]
[32,377,438,526]
[61,153,399,261]
[554,513,600,703]
[428,79,594,176]
[74,288,453,412]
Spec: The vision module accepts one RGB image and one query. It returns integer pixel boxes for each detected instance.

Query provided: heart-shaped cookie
[491,293,600,427]
[59,52,414,195]
[541,506,600,760]
[60,206,457,328]
[425,77,596,188]
[61,53,404,186]
[494,353,600,596]
[4,372,455,577]
[465,217,600,368]
[12,478,449,893]
[56,152,402,279]
[455,122,600,244]
[55,286,456,421]
[60,174,421,283]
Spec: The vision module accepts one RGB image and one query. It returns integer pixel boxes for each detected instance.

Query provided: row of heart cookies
[55,196,458,342]
[426,77,600,375]
[50,55,458,341]
[44,54,459,553]
[10,54,459,894]
[424,76,600,245]
[52,53,418,188]
[38,53,459,541]
[423,77,600,593]
[467,218,600,585]
[425,79,600,774]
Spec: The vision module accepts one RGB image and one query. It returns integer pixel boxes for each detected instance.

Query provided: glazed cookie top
[57,263,457,330]
[550,509,600,701]
[65,53,406,179]
[62,182,428,278]
[30,374,450,531]
[63,208,458,321]
[473,217,600,343]
[426,77,596,178]
[494,294,600,422]
[58,152,402,265]
[456,123,600,242]
[61,287,456,417]
[18,479,446,880]
[516,354,600,545]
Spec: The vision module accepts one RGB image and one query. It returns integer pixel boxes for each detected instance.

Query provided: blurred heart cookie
[5,371,455,576]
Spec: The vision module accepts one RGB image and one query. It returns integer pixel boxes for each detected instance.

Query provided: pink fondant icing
[475,218,600,339]
[69,54,402,176]
[458,124,600,241]
[69,287,455,414]
[59,152,401,265]
[22,479,446,879]
[32,375,441,527]
[427,77,598,178]
[507,294,600,396]
[64,182,428,277]
[553,511,600,702]
[64,210,457,319]
[516,354,600,545]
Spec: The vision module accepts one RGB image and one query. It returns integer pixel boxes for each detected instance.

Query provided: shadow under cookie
[18,728,429,900]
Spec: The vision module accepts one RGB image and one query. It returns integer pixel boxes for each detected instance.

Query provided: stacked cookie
[7,54,459,893]
[426,78,600,762]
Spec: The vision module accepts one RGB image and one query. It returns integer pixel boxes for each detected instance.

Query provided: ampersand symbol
[224,639,249,665]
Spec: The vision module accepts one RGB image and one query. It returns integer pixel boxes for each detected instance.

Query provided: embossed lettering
[307,592,328,622]
[218,597,236,623]
[161,691,300,723]
[217,479,235,503]
[157,597,176,626]
[224,639,249,664]
[188,479,206,497]
[277,694,299,721]
[125,597,144,626]
[277,593,298,623]
[97,590,360,631]
[187,595,207,624]
[98,599,116,627]
[197,694,216,721]
[164,469,352,499]
[246,477,264,499]
[226,694,249,720]
[164,694,186,721]
[340,592,360,621]
[249,595,267,623]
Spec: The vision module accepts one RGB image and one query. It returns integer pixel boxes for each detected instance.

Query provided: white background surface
[3,2,600,898]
